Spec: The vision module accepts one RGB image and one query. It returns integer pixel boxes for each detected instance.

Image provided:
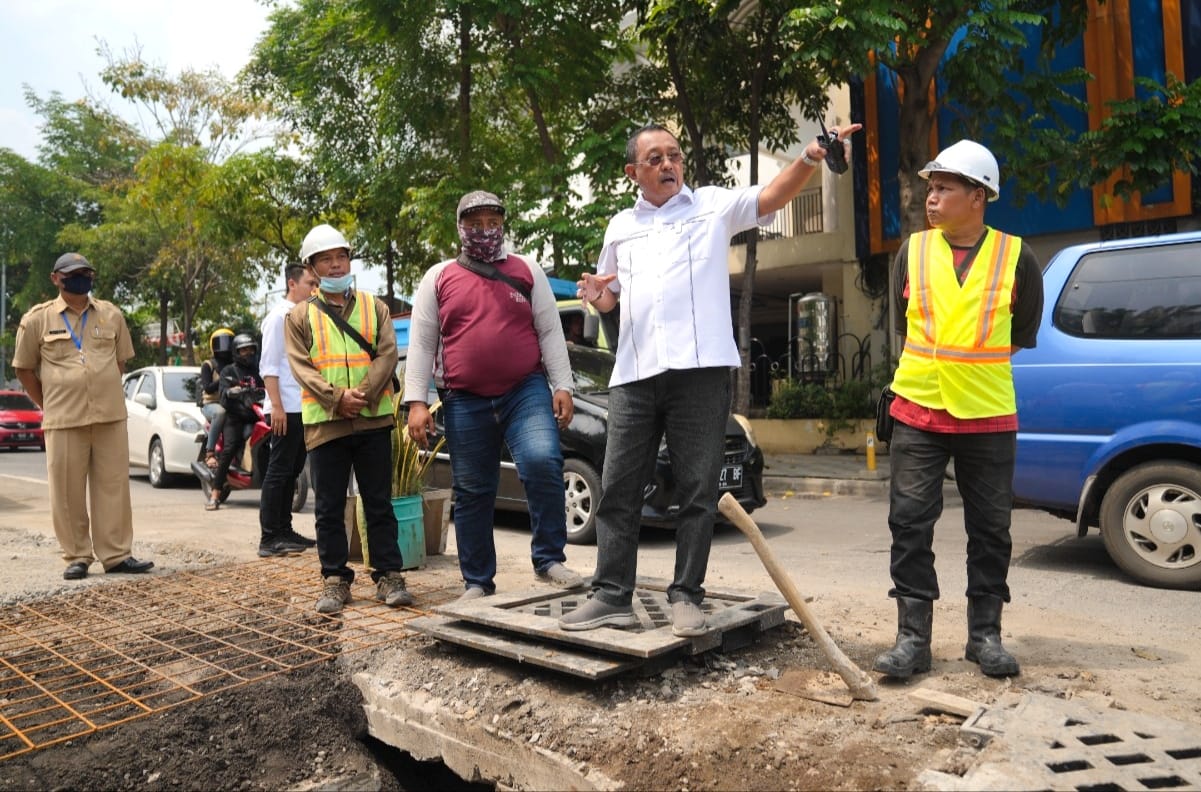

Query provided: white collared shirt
[597,183,773,387]
[260,298,302,414]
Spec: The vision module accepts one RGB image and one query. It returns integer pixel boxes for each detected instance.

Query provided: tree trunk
[666,38,709,186]
[457,9,473,180]
[157,290,169,366]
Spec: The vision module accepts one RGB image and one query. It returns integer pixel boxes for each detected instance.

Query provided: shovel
[718,493,878,702]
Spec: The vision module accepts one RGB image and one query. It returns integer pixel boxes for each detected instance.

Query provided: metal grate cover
[418,577,788,677]
[0,556,463,761]
[950,692,1201,791]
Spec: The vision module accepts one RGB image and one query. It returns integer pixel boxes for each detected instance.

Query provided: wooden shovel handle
[718,493,878,702]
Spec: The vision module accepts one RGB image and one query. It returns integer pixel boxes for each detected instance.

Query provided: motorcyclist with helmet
[206,333,268,511]
[197,328,235,469]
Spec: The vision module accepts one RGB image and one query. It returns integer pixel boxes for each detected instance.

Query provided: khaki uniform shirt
[284,292,398,451]
[13,295,134,430]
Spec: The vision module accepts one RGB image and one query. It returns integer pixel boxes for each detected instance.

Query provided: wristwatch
[801,150,820,168]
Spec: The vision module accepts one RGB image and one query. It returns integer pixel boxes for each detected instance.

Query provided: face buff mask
[319,273,354,293]
[62,273,94,295]
[458,225,505,262]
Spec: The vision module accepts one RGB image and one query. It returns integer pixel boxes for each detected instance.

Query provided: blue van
[1012,230,1201,590]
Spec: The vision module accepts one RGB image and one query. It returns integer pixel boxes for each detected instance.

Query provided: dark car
[420,344,767,544]
[0,391,44,450]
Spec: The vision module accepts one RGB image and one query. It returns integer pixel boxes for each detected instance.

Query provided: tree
[639,0,825,414]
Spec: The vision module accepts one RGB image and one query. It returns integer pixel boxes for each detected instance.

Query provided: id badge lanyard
[62,309,88,365]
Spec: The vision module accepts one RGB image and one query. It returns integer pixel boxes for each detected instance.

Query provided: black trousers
[258,412,306,542]
[886,422,1016,602]
[308,428,402,583]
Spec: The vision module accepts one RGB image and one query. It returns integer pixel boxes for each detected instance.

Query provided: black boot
[964,595,1020,677]
[873,596,933,678]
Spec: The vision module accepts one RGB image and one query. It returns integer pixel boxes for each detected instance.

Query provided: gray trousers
[591,367,730,606]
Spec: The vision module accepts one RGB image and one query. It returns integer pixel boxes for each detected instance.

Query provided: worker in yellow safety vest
[284,223,412,615]
[874,141,1044,680]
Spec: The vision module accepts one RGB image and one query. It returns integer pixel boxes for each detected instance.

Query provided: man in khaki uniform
[13,252,154,581]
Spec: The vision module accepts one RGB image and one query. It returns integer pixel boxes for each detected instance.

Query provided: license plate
[718,464,742,491]
[12,433,32,441]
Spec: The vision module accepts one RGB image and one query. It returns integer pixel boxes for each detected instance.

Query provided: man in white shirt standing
[257,263,320,557]
[561,121,860,636]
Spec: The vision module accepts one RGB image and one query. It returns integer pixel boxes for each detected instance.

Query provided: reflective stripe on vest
[301,290,394,424]
[892,228,1020,419]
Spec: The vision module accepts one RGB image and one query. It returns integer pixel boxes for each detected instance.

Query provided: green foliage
[766,377,877,436]
[766,382,832,419]
[391,401,446,497]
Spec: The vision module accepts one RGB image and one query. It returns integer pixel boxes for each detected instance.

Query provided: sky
[0,0,391,301]
[0,0,272,160]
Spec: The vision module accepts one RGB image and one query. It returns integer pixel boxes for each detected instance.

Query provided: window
[137,373,156,399]
[1054,241,1201,339]
[123,374,143,400]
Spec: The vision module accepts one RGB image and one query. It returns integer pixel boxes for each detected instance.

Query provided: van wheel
[563,458,601,545]
[1099,462,1201,590]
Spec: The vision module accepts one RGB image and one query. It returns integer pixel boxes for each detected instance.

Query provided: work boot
[315,578,352,614]
[964,595,1020,677]
[873,596,933,678]
[375,571,414,607]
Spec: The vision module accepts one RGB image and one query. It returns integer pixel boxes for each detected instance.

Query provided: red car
[0,391,45,450]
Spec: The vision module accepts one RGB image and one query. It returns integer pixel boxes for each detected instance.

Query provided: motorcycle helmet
[209,327,235,358]
[233,333,258,356]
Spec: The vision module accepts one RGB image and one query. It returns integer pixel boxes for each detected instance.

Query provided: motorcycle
[190,388,309,512]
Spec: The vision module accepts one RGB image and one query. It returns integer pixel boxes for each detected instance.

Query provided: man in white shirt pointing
[561,121,860,636]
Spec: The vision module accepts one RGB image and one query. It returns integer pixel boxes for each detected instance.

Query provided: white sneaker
[671,600,706,637]
[535,562,584,590]
[456,586,489,603]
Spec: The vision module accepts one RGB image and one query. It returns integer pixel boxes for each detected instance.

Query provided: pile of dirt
[362,619,1050,791]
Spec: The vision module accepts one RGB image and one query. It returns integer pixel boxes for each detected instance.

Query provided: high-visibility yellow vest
[892,228,1020,419]
[301,291,394,424]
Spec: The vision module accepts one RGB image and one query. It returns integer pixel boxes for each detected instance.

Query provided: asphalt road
[4,444,1201,733]
[0,444,1160,606]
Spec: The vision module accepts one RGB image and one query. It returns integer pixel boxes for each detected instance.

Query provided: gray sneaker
[376,571,413,607]
[559,596,637,631]
[535,562,585,590]
[456,586,490,603]
[315,578,352,614]
[671,600,706,637]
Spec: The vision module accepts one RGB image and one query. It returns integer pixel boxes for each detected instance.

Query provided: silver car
[123,366,205,487]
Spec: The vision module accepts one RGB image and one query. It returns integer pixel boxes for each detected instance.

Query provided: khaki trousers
[44,420,134,570]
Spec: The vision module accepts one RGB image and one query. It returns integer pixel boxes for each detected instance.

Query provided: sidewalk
[761,450,890,497]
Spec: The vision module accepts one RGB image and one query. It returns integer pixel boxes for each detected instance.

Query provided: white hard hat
[918,140,1000,201]
[299,224,352,266]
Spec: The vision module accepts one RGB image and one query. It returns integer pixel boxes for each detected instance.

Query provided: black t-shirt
[892,229,1044,349]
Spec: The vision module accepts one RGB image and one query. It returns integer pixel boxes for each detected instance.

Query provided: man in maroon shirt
[874,141,1043,680]
[404,191,583,601]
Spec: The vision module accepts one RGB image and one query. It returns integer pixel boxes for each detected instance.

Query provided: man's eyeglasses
[634,152,684,168]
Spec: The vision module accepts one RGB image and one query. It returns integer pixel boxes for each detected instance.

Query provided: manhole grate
[0,556,463,761]
[955,692,1201,791]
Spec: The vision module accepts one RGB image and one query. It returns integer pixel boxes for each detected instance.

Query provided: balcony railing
[732,186,823,245]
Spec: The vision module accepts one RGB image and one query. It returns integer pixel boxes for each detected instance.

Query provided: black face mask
[61,273,94,295]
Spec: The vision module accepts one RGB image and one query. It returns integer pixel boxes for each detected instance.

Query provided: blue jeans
[887,421,1016,603]
[442,373,567,592]
[308,427,402,583]
[259,412,306,542]
[591,367,730,606]
[201,402,226,452]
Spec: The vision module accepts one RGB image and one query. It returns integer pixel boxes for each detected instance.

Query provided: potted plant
[355,401,446,570]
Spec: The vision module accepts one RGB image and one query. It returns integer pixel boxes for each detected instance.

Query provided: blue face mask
[319,274,354,293]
